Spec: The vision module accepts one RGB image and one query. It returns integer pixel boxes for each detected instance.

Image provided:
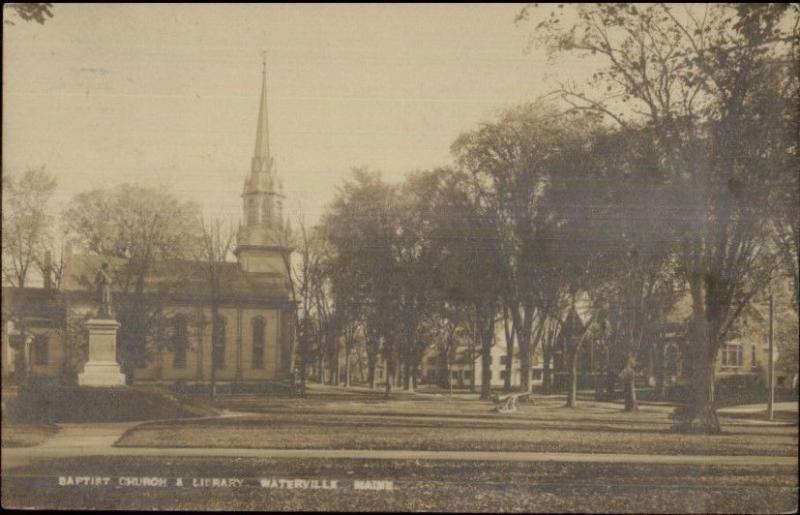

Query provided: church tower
[235,56,290,274]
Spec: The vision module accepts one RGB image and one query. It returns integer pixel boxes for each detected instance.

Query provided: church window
[33,334,48,365]
[252,317,265,369]
[213,315,226,369]
[173,315,188,369]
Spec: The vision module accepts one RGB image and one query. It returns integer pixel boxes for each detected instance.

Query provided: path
[4,443,796,467]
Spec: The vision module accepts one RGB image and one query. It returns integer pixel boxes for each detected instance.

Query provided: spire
[252,50,272,174]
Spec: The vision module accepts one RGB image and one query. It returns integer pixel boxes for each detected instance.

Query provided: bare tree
[63,183,202,381]
[1,167,57,288]
[197,216,236,398]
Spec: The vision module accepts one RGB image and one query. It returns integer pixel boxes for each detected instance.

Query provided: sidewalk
[717,401,797,415]
[4,441,796,467]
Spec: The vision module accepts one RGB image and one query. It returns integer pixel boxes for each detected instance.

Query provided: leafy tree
[452,103,612,394]
[4,3,53,25]
[522,2,798,432]
[324,169,402,395]
[422,167,504,400]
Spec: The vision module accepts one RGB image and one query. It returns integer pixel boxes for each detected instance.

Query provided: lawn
[2,455,797,512]
[115,390,798,457]
[1,424,59,448]
[5,385,217,424]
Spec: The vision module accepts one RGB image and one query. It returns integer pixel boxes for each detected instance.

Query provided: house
[419,317,544,389]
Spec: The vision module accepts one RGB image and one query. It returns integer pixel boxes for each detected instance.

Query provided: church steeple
[236,54,289,274]
[252,52,273,174]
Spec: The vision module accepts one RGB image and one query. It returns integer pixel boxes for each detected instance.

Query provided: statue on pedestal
[95,262,113,318]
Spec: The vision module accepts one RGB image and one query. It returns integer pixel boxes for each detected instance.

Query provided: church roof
[2,287,66,322]
[59,253,292,305]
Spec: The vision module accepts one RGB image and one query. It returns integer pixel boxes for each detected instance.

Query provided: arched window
[33,334,49,366]
[252,317,265,369]
[173,315,188,369]
[213,315,226,369]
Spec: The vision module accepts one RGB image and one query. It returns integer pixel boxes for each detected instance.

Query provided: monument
[77,263,126,386]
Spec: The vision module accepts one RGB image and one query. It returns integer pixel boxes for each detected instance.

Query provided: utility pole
[768,294,774,421]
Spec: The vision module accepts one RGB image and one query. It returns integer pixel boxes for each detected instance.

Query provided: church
[1,61,296,388]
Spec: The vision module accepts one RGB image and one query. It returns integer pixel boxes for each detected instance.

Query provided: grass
[5,385,217,424]
[2,455,797,512]
[115,391,798,457]
[0,424,58,448]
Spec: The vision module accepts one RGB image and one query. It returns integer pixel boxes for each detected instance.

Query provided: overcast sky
[3,3,591,225]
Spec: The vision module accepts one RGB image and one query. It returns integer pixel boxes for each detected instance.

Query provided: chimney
[43,250,53,289]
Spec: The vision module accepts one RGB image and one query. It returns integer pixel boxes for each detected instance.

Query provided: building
[2,60,295,387]
[419,318,544,389]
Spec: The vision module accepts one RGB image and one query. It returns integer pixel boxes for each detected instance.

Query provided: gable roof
[59,253,292,304]
[2,287,66,323]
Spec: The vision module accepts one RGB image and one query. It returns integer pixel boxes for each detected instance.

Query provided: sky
[3,3,592,226]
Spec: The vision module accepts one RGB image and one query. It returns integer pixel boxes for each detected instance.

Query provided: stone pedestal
[78,318,126,386]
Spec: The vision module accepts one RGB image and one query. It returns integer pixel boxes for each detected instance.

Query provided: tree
[323,169,406,396]
[523,2,799,432]
[2,167,57,288]
[452,103,611,394]
[63,183,202,380]
[4,3,53,25]
[292,218,318,392]
[421,167,504,400]
[197,216,236,398]
[394,171,443,391]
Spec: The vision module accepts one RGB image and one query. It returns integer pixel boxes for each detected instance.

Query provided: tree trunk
[384,346,394,398]
[672,309,721,434]
[298,336,308,395]
[605,366,616,399]
[517,306,534,393]
[565,339,579,408]
[503,304,515,392]
[367,341,377,389]
[344,339,351,388]
[622,354,639,412]
[210,303,220,399]
[654,338,666,399]
[317,349,324,383]
[542,339,552,394]
[674,352,721,434]
[438,350,449,388]
[477,303,494,400]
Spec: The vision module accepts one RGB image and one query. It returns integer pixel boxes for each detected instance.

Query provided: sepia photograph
[2,3,798,512]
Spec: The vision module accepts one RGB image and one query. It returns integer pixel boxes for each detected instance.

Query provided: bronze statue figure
[95,262,113,318]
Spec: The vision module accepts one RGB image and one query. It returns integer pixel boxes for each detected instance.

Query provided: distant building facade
[2,62,295,387]
[419,318,544,389]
